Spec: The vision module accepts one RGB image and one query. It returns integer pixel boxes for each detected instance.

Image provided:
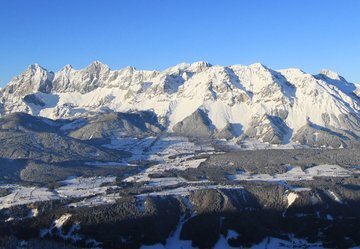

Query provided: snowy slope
[0,61,359,145]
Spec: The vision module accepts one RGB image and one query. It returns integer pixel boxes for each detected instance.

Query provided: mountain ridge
[0,61,359,147]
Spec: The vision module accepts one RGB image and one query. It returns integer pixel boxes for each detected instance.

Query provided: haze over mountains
[0,61,359,148]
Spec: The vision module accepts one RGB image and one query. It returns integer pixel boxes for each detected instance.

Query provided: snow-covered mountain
[0,61,359,147]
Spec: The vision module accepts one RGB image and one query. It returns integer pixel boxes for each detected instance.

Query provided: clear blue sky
[1,0,359,86]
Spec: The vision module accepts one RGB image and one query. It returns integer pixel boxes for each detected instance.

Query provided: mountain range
[0,61,359,148]
[1,61,360,249]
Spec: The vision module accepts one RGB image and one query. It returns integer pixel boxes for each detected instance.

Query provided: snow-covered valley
[0,138,359,248]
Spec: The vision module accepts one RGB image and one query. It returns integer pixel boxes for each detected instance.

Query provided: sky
[0,0,359,86]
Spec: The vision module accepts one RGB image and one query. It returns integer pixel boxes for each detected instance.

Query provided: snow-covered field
[104,136,214,161]
[228,164,356,182]
[219,138,310,150]
[120,136,215,183]
[0,176,118,210]
[67,194,121,208]
[124,157,208,183]
[57,176,117,198]
[0,185,58,210]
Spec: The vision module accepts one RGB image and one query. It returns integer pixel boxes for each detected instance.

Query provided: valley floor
[0,137,359,249]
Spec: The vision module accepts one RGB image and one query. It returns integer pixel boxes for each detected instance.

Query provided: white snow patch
[84,161,134,166]
[5,217,14,222]
[54,213,72,229]
[290,187,312,192]
[287,192,298,207]
[140,216,195,249]
[27,208,39,218]
[213,230,239,249]
[42,213,82,241]
[251,236,323,249]
[328,191,342,204]
[68,194,121,208]
[145,177,209,188]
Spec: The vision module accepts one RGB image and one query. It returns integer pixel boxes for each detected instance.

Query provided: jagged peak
[86,60,110,71]
[26,63,47,72]
[89,60,106,66]
[190,61,212,68]
[164,61,212,73]
[18,64,53,82]
[249,62,269,70]
[188,61,212,72]
[318,69,346,82]
[120,66,137,72]
[165,62,190,72]
[61,64,73,71]
[277,68,307,76]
